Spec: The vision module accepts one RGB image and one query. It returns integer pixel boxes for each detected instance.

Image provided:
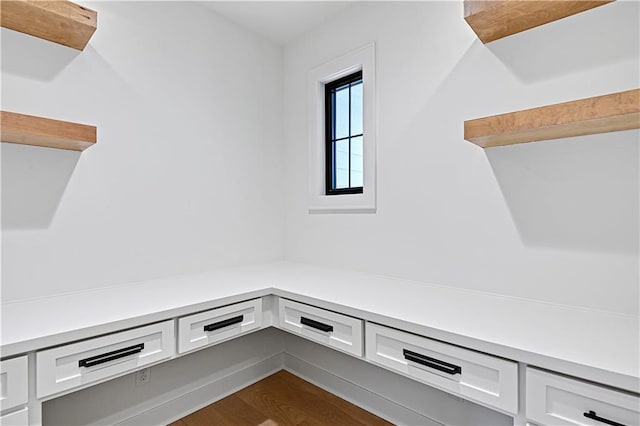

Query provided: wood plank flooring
[169,370,392,426]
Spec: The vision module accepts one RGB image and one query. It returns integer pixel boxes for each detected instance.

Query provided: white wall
[2,1,638,314]
[283,1,639,315]
[1,2,284,301]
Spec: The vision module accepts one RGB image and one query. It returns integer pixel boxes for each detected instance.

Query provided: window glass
[335,87,350,139]
[335,139,350,189]
[350,136,363,188]
[350,82,363,136]
[325,71,364,195]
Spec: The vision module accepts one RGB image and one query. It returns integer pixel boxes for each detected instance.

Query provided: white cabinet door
[526,367,640,426]
[366,322,518,415]
[37,320,175,398]
[178,298,263,354]
[278,298,363,357]
[0,356,28,413]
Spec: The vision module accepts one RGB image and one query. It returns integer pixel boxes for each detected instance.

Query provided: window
[325,71,363,195]
[308,42,376,213]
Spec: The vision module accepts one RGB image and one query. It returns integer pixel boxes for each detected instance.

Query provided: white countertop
[2,261,638,394]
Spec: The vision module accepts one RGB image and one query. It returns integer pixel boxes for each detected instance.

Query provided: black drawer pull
[584,410,626,426]
[204,315,244,332]
[79,343,144,368]
[300,316,333,333]
[403,349,462,375]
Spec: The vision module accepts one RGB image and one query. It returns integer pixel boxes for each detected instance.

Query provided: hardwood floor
[169,370,393,426]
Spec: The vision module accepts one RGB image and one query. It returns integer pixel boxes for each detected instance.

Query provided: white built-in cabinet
[1,295,639,426]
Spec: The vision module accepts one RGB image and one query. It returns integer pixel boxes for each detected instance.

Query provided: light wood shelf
[464,0,613,44]
[1,111,97,151]
[464,89,640,148]
[0,0,97,50]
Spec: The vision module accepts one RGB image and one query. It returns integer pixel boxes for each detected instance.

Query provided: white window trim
[308,43,376,214]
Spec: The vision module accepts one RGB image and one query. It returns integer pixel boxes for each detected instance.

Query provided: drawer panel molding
[37,320,175,398]
[178,298,263,354]
[365,322,518,414]
[278,298,363,357]
[526,367,640,426]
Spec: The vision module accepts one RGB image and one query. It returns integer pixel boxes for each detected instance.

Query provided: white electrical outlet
[135,368,150,387]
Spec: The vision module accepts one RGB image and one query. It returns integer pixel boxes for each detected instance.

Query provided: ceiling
[199,1,353,46]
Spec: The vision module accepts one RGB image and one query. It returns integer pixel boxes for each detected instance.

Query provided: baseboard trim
[115,353,284,426]
[283,352,443,426]
[112,351,441,426]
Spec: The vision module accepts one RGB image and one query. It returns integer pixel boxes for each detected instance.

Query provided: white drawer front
[37,320,175,398]
[278,298,363,357]
[526,367,640,426]
[178,299,263,354]
[0,407,28,426]
[365,322,518,414]
[0,356,28,413]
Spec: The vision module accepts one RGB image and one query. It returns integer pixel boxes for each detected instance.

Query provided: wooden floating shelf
[1,111,97,151]
[464,0,613,43]
[464,89,640,148]
[0,0,97,50]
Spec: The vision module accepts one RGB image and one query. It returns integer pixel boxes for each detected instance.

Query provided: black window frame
[324,70,364,196]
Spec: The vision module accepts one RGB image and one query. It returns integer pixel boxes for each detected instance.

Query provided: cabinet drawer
[0,356,28,413]
[526,367,640,426]
[37,320,175,398]
[0,407,28,426]
[278,298,363,357]
[365,322,518,414]
[178,299,263,354]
